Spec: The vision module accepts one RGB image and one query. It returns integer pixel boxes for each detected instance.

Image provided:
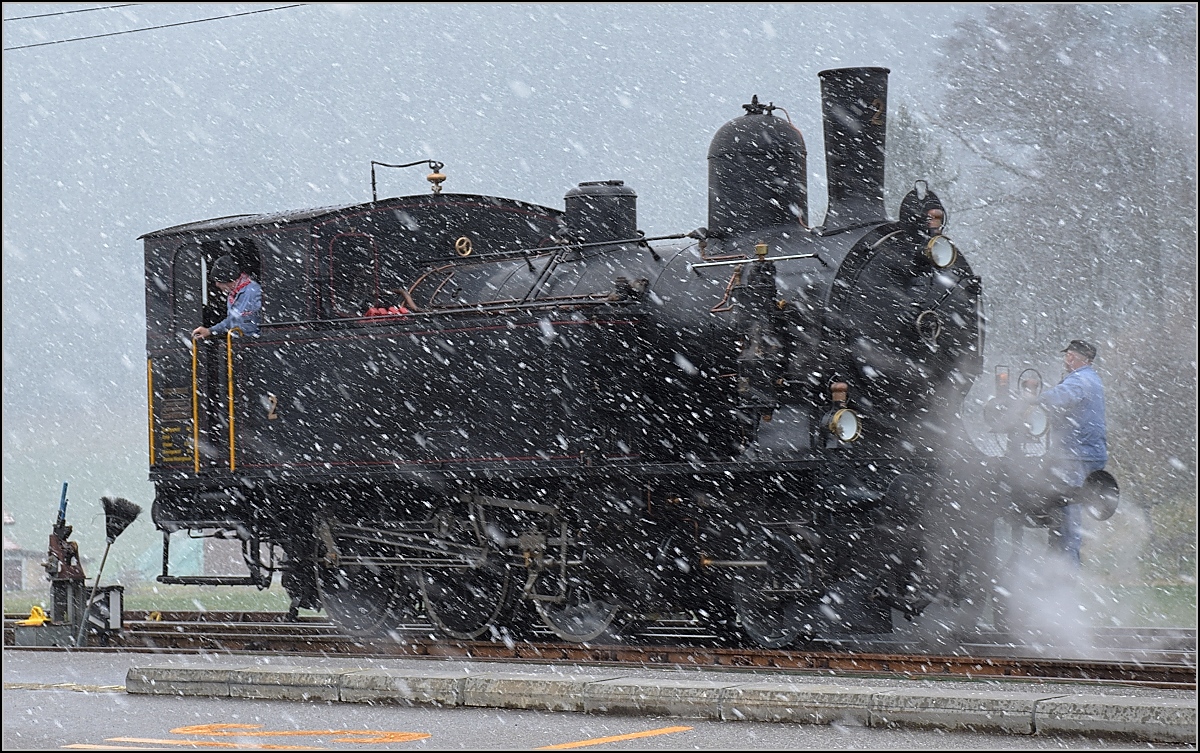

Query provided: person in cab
[191,255,262,340]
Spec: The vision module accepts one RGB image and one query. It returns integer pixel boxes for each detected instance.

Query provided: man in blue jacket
[192,255,261,340]
[1035,339,1108,565]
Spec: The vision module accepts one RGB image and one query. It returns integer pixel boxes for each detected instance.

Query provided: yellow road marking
[64,746,173,750]
[171,725,429,744]
[537,725,694,749]
[106,738,317,750]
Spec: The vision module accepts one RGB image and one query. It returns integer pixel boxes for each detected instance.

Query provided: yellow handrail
[226,328,243,471]
[191,339,200,473]
[147,357,155,466]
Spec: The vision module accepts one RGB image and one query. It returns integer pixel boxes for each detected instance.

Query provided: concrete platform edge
[124,666,1198,744]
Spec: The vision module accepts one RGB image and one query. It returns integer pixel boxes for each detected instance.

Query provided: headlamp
[829,408,862,443]
[924,235,958,268]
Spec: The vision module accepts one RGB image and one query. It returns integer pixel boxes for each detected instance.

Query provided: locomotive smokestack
[818,66,889,232]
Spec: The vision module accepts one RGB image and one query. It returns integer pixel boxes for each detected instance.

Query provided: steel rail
[6,612,1195,690]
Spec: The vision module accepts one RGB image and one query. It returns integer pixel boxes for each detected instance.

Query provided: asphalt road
[3,649,1194,750]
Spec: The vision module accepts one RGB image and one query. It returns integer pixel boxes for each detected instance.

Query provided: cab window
[329,233,378,317]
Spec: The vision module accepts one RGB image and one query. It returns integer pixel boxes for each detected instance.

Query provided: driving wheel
[318,562,416,638]
[533,570,628,643]
[417,554,517,640]
[730,528,821,648]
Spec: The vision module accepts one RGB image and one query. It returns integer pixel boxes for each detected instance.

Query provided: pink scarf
[227,273,252,306]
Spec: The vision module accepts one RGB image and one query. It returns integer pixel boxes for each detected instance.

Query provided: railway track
[6,612,1196,690]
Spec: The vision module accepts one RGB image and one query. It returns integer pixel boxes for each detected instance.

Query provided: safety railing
[189,327,243,473]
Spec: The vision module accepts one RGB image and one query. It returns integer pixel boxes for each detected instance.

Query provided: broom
[75,496,142,648]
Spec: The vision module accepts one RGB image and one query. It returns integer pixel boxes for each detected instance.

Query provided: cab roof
[139,194,561,241]
[138,203,360,240]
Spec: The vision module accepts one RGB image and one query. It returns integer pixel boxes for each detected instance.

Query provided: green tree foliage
[938,5,1196,578]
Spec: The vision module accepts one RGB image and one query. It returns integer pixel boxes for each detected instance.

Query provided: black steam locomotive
[143,67,1111,647]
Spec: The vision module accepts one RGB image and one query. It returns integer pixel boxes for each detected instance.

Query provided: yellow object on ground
[16,605,50,626]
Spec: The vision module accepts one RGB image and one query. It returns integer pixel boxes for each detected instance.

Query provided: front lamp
[1022,405,1049,437]
[829,408,862,443]
[924,235,958,268]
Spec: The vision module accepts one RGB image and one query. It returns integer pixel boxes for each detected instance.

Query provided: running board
[157,575,263,586]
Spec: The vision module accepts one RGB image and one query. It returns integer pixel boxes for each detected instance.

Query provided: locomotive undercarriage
[246,462,962,648]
